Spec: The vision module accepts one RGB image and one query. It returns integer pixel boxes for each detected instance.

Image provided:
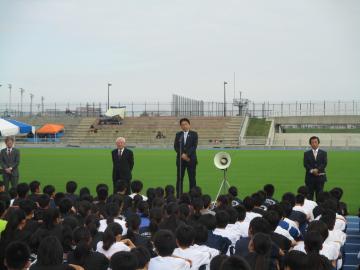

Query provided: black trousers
[306,180,325,201]
[176,160,196,198]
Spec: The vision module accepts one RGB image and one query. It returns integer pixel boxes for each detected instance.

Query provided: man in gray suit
[0,137,20,190]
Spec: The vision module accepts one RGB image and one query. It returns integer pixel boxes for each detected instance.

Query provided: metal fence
[1,100,360,118]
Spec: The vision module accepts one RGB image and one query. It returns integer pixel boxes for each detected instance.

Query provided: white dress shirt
[148,256,191,270]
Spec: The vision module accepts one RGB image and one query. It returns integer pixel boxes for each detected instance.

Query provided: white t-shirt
[148,256,191,270]
[173,246,211,270]
[292,241,339,261]
[303,199,317,221]
[244,212,262,223]
[213,227,239,246]
[326,229,346,247]
[98,218,127,235]
[226,221,249,239]
[96,241,130,259]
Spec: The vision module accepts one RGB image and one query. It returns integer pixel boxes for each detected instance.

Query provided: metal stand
[214,169,231,202]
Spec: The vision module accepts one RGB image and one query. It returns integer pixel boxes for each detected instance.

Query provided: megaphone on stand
[213,152,232,204]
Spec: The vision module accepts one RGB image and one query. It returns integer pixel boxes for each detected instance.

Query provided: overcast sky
[0,0,359,105]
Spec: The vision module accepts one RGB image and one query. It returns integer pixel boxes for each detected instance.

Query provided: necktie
[119,149,123,157]
[184,132,187,144]
[7,149,11,156]
[313,150,317,159]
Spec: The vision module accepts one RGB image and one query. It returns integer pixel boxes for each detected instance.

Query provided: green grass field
[17,148,360,214]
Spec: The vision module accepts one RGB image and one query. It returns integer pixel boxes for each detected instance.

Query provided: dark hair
[37,236,64,266]
[115,180,127,193]
[37,194,50,208]
[228,186,238,197]
[319,209,336,231]
[307,220,328,243]
[72,227,92,266]
[131,180,143,193]
[202,194,212,208]
[279,201,292,217]
[16,183,29,199]
[282,192,296,207]
[297,186,309,197]
[153,230,177,256]
[198,214,217,231]
[226,207,238,224]
[126,214,141,242]
[149,207,163,237]
[43,185,55,196]
[220,255,251,270]
[262,210,280,232]
[155,187,165,198]
[234,205,246,222]
[295,194,305,205]
[54,192,65,207]
[58,198,73,215]
[216,211,230,228]
[329,187,343,201]
[194,224,209,245]
[263,184,275,197]
[66,180,77,194]
[176,224,195,247]
[29,180,40,194]
[284,250,308,270]
[304,231,323,253]
[210,254,228,270]
[5,241,30,269]
[110,251,138,270]
[2,209,26,242]
[249,217,271,236]
[105,203,120,225]
[179,118,190,125]
[243,196,254,211]
[18,199,36,216]
[165,185,175,197]
[103,222,123,251]
[43,208,60,229]
[251,192,264,207]
[309,136,320,144]
[130,247,150,269]
[96,187,108,201]
[252,233,272,270]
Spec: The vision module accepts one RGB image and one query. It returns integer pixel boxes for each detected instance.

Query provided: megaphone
[214,152,231,170]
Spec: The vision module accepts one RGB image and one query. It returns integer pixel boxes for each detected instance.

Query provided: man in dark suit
[0,137,20,191]
[174,118,198,198]
[303,136,327,200]
[112,137,134,194]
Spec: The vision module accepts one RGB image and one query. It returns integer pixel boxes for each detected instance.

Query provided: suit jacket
[0,148,20,177]
[112,148,134,182]
[174,130,198,164]
[303,148,327,184]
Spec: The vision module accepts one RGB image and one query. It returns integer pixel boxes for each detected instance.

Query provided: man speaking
[303,136,327,200]
[112,137,134,194]
[174,118,198,198]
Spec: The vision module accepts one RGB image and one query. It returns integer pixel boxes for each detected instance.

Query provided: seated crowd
[0,178,349,270]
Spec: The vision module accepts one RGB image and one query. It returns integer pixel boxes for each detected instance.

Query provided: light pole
[20,88,25,116]
[224,81,228,117]
[8,83,12,113]
[30,93,34,116]
[41,96,44,114]
[107,83,112,110]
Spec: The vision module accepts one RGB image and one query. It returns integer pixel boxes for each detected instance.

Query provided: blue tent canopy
[6,119,34,134]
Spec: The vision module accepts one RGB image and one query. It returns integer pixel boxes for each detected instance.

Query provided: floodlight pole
[107,83,112,110]
[224,81,228,117]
